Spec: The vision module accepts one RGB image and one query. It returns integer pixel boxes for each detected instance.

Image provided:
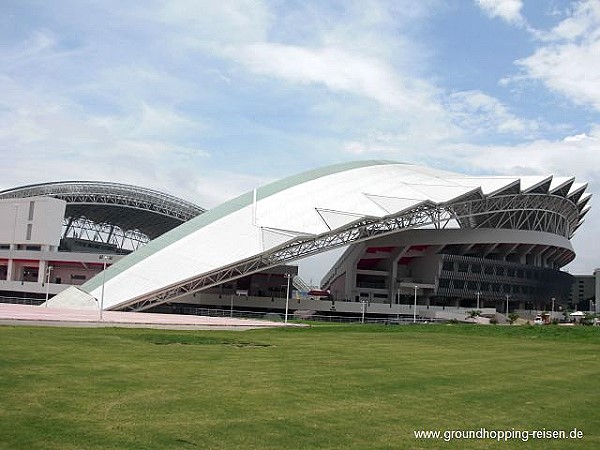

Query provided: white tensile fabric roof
[51,160,589,310]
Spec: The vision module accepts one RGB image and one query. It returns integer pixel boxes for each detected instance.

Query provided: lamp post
[476,291,481,310]
[361,299,366,324]
[551,297,555,319]
[505,294,510,315]
[413,285,418,324]
[99,255,112,320]
[44,265,53,307]
[284,273,291,323]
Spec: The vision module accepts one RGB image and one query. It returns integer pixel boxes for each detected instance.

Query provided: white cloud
[447,90,539,136]
[0,76,212,204]
[547,0,600,41]
[475,0,525,25]
[513,0,600,110]
[90,103,205,141]
[3,29,58,68]
[563,132,595,143]
[147,0,272,46]
[437,125,600,181]
[226,43,441,114]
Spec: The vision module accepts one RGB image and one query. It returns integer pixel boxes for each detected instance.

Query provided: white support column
[38,260,46,283]
[6,259,14,281]
[387,246,407,304]
[595,269,600,315]
[345,243,366,299]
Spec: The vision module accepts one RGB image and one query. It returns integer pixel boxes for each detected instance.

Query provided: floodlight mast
[44,266,53,307]
[413,285,418,324]
[284,273,291,323]
[99,255,113,320]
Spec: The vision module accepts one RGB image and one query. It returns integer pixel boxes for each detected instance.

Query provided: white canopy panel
[48,160,589,311]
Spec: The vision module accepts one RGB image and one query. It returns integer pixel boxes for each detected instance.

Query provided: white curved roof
[49,160,590,311]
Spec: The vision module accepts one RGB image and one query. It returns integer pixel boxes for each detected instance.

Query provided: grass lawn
[0,323,598,449]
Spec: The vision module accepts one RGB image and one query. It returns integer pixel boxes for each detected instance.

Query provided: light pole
[361,299,366,324]
[99,255,112,320]
[505,294,510,315]
[284,273,291,323]
[230,293,234,317]
[476,291,481,310]
[551,297,555,318]
[44,265,53,307]
[413,285,418,323]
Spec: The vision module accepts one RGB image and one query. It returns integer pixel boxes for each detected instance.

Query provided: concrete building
[568,270,600,313]
[0,181,204,303]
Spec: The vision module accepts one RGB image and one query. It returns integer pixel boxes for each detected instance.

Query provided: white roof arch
[48,160,589,311]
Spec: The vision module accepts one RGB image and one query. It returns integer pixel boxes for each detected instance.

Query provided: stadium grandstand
[39,160,590,322]
[0,181,204,302]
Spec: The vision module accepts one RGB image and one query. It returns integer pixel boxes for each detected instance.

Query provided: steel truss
[452,194,579,238]
[62,217,149,251]
[122,192,580,312]
[0,181,204,221]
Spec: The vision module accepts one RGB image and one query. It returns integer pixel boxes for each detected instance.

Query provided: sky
[1,0,599,283]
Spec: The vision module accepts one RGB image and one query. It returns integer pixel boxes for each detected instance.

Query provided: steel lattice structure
[0,181,205,250]
[122,191,582,311]
[45,161,591,313]
[61,217,151,251]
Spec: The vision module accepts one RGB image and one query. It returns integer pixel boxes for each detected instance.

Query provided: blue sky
[1,0,599,281]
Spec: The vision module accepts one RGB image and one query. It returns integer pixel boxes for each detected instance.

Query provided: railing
[0,299,443,325]
[179,306,440,324]
[0,296,45,306]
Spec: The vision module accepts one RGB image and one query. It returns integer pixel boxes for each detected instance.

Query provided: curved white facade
[48,160,590,311]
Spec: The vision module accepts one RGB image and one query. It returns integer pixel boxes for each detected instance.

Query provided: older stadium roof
[0,181,205,241]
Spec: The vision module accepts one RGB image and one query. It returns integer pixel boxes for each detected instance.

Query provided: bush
[508,313,520,325]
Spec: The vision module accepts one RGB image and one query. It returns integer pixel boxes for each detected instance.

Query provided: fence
[0,298,441,325]
[0,296,45,306]
[180,305,439,325]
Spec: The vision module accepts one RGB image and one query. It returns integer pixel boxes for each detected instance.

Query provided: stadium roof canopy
[48,160,591,312]
[0,181,205,248]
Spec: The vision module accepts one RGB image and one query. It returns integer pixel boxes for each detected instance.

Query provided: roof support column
[388,246,408,304]
[6,258,14,282]
[38,260,46,284]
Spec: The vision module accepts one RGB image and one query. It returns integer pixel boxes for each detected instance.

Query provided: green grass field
[1,324,598,449]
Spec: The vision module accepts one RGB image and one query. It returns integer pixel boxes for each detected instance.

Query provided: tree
[508,312,519,325]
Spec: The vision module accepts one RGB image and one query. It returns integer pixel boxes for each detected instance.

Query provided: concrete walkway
[0,303,301,330]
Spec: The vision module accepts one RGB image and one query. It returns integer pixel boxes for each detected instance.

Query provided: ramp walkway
[0,303,301,330]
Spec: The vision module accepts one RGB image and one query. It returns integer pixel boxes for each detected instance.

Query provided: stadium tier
[34,160,589,319]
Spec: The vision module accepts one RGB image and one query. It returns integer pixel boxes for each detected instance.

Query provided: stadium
[0,181,204,300]
[0,161,591,322]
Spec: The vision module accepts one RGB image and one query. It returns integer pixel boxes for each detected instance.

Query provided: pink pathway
[0,303,298,330]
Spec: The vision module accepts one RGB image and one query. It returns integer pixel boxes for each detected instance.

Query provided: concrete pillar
[595,269,600,315]
[38,260,46,283]
[387,246,407,304]
[6,259,14,281]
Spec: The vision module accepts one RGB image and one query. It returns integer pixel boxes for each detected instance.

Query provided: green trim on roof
[82,160,400,293]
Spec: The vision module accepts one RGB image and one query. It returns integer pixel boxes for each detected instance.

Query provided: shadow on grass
[128,332,273,347]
